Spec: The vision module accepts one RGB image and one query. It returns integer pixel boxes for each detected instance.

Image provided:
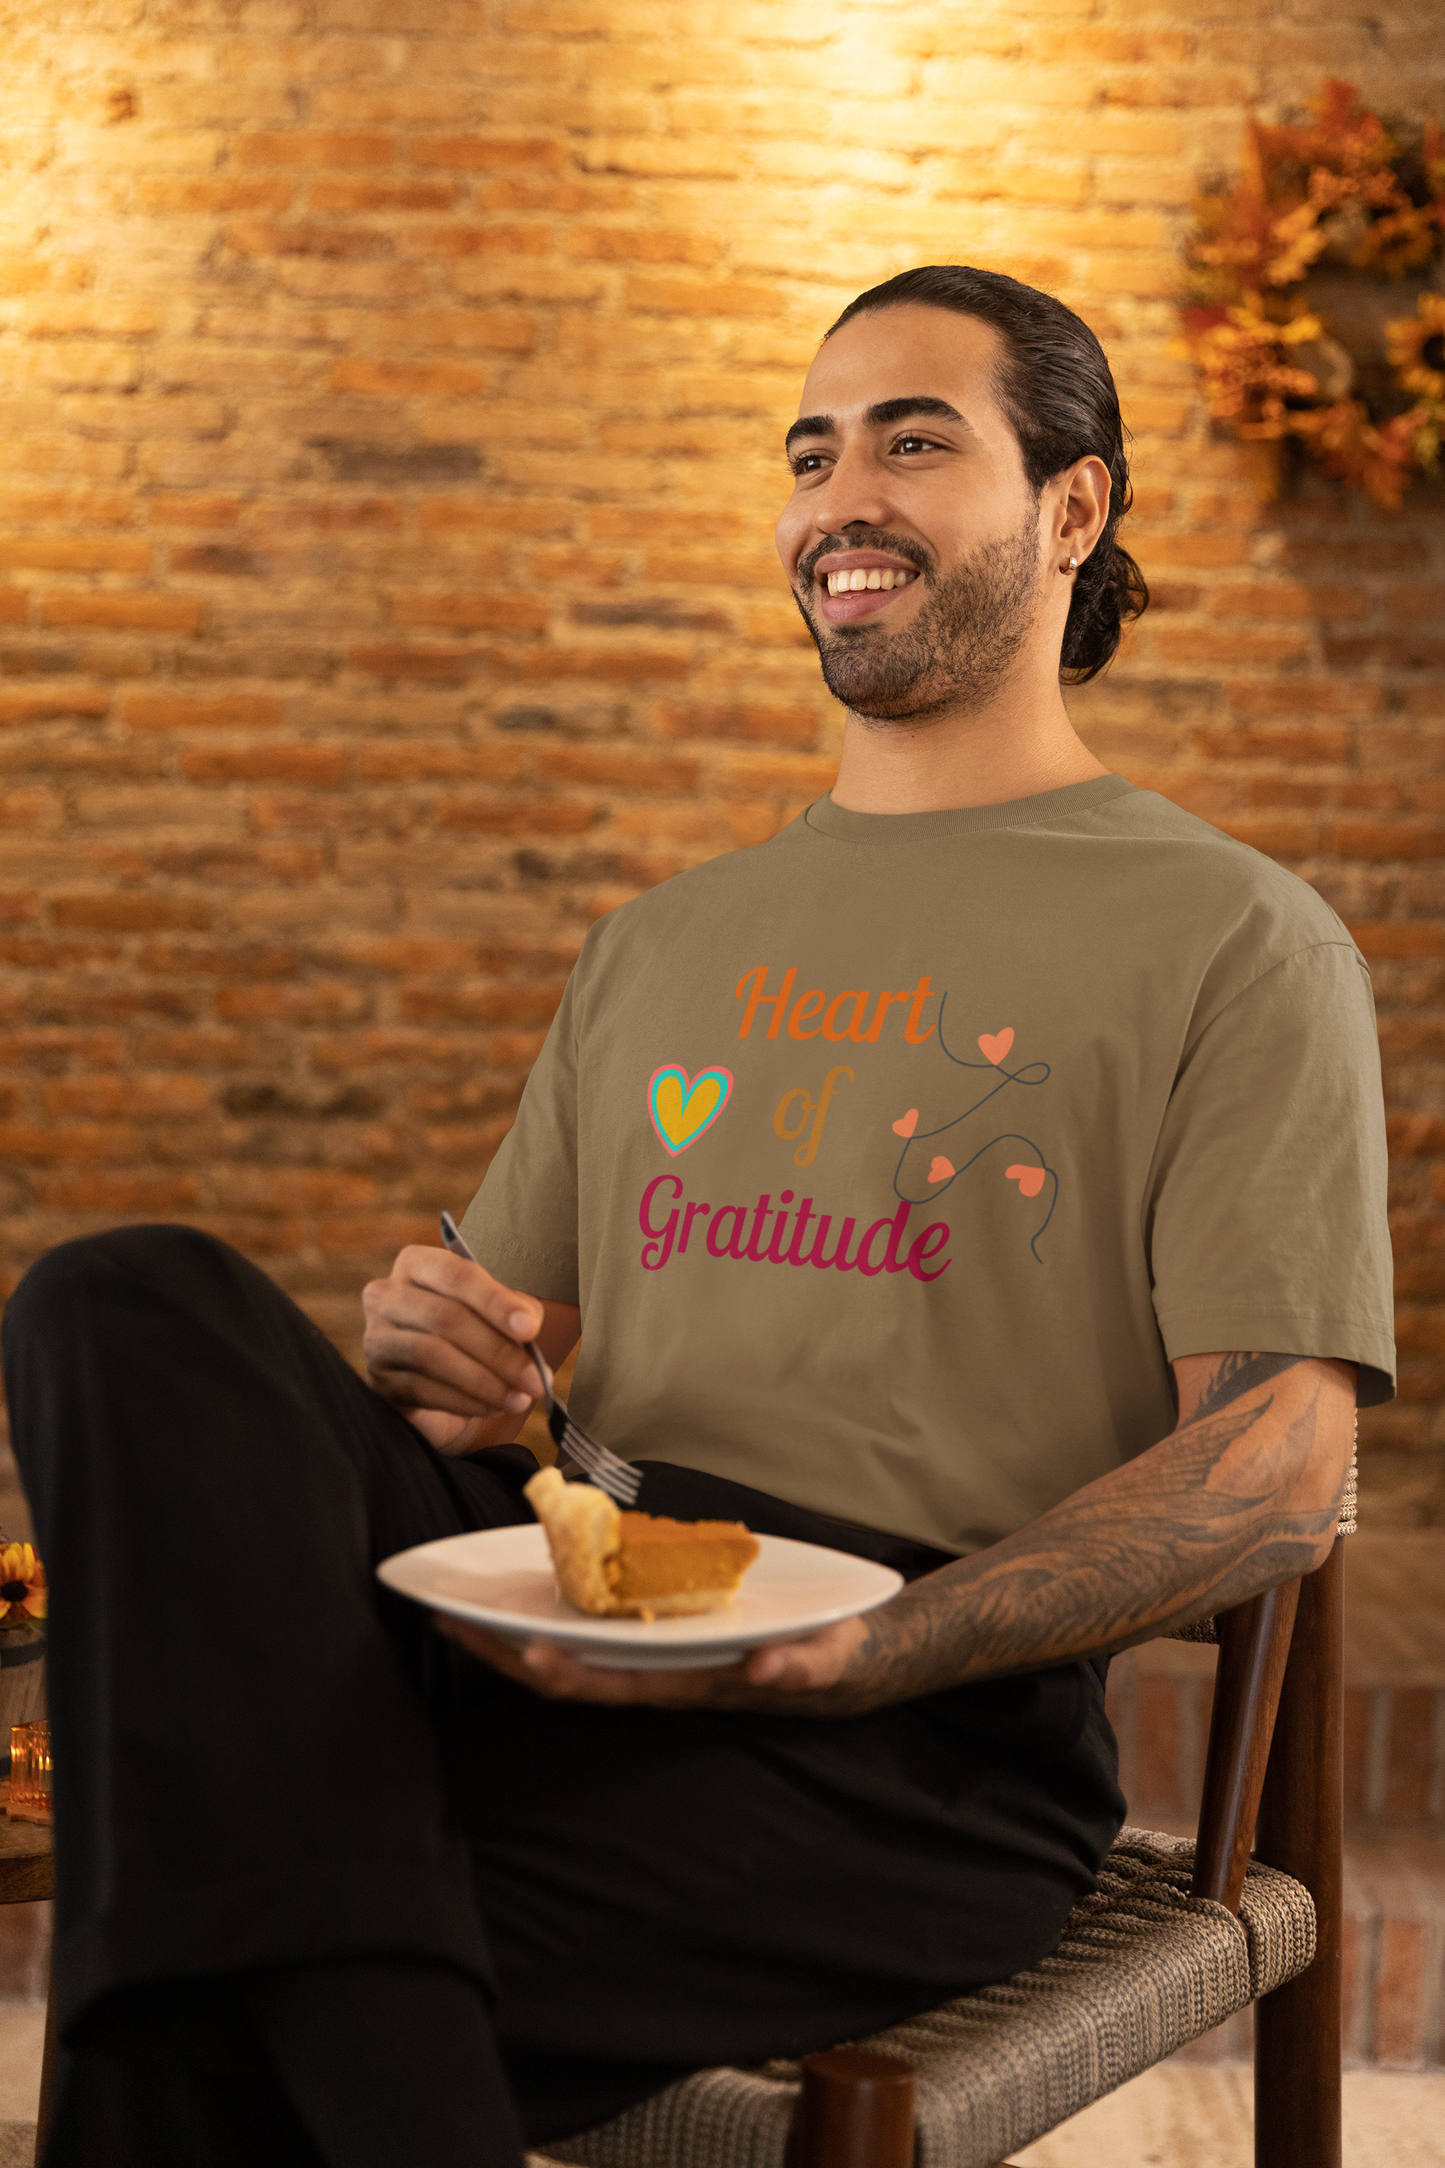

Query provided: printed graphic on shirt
[635,965,1058,1278]
[647,1064,734,1155]
[888,993,1057,1264]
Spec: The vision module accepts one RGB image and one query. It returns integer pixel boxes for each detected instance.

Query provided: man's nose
[813,443,895,535]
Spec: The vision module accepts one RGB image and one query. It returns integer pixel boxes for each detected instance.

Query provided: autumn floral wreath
[1178,79,1445,508]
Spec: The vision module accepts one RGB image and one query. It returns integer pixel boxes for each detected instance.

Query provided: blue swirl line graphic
[892,993,1058,1262]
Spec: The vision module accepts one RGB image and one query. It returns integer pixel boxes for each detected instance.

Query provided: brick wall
[0,1,1441,1524]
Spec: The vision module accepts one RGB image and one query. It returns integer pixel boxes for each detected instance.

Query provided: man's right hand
[362,1245,579,1456]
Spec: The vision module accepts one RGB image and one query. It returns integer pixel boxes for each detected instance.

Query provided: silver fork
[438,1212,641,1506]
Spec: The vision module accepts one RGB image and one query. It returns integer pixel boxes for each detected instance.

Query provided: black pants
[3,1226,1125,2160]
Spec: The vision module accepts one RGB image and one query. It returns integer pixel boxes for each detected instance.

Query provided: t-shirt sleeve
[1146,940,1395,1405]
[456,967,582,1306]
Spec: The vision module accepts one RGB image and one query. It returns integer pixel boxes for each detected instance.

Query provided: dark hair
[825,265,1148,684]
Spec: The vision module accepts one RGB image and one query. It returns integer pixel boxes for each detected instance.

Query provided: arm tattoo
[721,1350,1345,1720]
[1190,1350,1307,1419]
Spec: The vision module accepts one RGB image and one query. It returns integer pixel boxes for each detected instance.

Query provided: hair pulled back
[825,265,1148,684]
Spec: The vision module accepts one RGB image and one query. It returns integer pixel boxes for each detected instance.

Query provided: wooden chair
[0,1783,55,2168]
[531,1509,1351,2168]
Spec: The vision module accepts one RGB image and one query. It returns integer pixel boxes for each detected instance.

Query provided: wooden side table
[0,1783,54,2166]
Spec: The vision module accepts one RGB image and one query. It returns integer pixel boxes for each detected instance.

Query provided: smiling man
[5,267,1394,2168]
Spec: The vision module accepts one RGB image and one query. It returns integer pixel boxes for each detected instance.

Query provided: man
[4,266,1393,2168]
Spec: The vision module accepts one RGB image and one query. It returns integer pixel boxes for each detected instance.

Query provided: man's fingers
[371,1324,536,1412]
[394,1245,545,1345]
[362,1258,546,1413]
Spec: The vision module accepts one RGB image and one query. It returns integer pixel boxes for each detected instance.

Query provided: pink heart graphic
[978,1028,1015,1066]
[1005,1162,1046,1198]
[892,1108,919,1138]
[928,1156,956,1184]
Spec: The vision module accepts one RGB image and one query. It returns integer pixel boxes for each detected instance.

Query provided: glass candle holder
[9,1720,51,1824]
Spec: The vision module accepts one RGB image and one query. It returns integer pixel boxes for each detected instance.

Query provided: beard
[793,515,1043,724]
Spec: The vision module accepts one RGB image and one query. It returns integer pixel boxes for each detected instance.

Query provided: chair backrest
[1186,1432,1355,1913]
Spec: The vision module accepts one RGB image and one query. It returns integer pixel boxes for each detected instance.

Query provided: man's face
[775,304,1049,724]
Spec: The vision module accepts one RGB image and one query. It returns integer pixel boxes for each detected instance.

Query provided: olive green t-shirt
[461,775,1394,1556]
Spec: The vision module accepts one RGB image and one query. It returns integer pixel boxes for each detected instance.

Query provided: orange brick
[0,687,113,727]
[432,797,597,836]
[1150,627,1311,665]
[180,745,349,785]
[225,218,397,260]
[372,308,537,353]
[623,274,790,318]
[146,494,245,527]
[418,498,574,535]
[136,177,296,213]
[515,646,691,684]
[0,1121,140,1164]
[41,1074,211,1116]
[30,1171,203,1210]
[0,537,151,573]
[535,745,700,790]
[326,358,489,396]
[0,487,137,526]
[39,593,205,632]
[398,983,566,1025]
[1332,822,1444,864]
[212,1168,380,1209]
[215,984,368,1022]
[51,894,212,932]
[309,179,463,212]
[389,592,550,632]
[568,226,719,265]
[232,131,396,167]
[394,222,552,259]
[355,742,524,782]
[658,701,819,748]
[348,643,497,681]
[411,137,567,172]
[123,694,286,732]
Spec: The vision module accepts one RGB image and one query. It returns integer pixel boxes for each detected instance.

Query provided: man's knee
[3,1224,243,1356]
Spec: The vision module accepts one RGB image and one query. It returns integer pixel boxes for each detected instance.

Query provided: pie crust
[524,1466,759,1620]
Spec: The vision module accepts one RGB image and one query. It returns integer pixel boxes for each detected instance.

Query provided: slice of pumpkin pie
[525,1466,759,1620]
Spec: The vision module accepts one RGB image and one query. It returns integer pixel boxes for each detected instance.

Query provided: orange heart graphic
[892,1108,919,1137]
[928,1156,956,1183]
[1005,1162,1045,1198]
[978,1028,1014,1066]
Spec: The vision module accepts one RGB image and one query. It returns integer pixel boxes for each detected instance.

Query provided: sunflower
[0,1544,46,1626]
[1388,292,1445,403]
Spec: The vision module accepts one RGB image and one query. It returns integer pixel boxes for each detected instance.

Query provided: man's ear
[1057,457,1111,568]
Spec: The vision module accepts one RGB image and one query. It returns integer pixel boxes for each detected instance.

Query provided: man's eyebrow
[783,396,969,454]
[865,396,967,430]
[784,412,834,452]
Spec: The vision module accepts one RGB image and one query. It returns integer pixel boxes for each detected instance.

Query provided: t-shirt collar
[803,773,1136,846]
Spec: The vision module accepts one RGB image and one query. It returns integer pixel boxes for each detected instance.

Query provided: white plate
[377,1523,904,1669]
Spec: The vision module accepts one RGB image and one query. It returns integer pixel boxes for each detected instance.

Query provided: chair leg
[788,2049,914,2168]
[1252,1537,1343,2168]
[34,1957,57,2167]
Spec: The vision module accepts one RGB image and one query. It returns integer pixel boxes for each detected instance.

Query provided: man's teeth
[825,568,916,596]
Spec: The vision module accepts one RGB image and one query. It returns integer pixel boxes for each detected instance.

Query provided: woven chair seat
[533,1827,1316,2168]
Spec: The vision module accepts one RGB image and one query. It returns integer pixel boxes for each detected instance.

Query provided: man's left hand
[433,1610,872,1711]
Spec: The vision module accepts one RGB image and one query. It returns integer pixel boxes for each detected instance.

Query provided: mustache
[796,530,932,589]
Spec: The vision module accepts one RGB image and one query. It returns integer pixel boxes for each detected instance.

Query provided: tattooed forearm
[726,1350,1355,1720]
[1184,1349,1306,1421]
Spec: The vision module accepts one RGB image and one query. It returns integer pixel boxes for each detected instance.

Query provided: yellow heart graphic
[648,1065,733,1155]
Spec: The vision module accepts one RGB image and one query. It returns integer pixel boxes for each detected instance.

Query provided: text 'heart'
[978,1028,1015,1066]
[892,1108,919,1137]
[928,1156,956,1184]
[1005,1163,1046,1198]
[648,1065,734,1156]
